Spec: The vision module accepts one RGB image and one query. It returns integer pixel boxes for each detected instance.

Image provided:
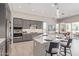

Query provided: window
[48,24,56,31]
[72,22,79,33]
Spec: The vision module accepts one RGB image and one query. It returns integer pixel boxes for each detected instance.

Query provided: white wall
[58,15,79,23]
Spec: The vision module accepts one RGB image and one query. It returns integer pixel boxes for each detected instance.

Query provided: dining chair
[60,39,72,56]
[45,42,59,56]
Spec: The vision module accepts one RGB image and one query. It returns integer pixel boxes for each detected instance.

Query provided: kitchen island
[33,34,65,56]
[33,34,56,56]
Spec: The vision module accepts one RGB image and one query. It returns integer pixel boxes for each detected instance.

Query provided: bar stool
[60,39,72,56]
[45,42,59,56]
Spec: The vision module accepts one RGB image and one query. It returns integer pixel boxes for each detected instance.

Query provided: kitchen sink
[44,39,52,41]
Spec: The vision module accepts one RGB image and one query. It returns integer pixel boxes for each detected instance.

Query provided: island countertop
[33,35,47,44]
[33,34,58,44]
[33,34,65,44]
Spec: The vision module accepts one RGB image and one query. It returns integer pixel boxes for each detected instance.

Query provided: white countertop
[33,35,47,44]
[0,38,5,44]
[33,34,64,44]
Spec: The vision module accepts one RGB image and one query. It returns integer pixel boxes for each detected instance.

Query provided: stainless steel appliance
[13,27,23,43]
[0,3,12,56]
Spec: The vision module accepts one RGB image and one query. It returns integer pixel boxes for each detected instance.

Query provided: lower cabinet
[23,34,33,41]
[33,40,49,56]
[1,45,5,56]
[11,41,33,56]
[13,37,22,43]
[13,34,33,43]
[0,41,5,56]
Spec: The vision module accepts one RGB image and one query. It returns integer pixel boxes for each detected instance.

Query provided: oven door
[13,33,22,43]
[13,36,22,43]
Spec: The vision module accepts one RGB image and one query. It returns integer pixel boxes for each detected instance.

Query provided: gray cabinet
[0,41,5,56]
[13,18,43,42]
[13,18,43,29]
[23,34,33,41]
[23,20,43,29]
[1,42,5,56]
[13,18,23,27]
[23,20,30,29]
[33,40,49,56]
[30,20,43,29]
[35,21,43,29]
[13,37,22,43]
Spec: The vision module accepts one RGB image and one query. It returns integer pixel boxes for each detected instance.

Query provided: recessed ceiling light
[19,6,21,8]
[32,9,35,11]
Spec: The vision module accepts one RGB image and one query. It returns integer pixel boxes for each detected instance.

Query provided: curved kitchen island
[33,34,53,56]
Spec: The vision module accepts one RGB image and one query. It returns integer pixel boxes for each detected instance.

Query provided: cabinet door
[26,34,33,41]
[18,19,23,27]
[13,18,18,27]
[1,45,5,56]
[30,20,36,25]
[33,40,48,56]
[13,37,22,43]
[0,41,5,56]
[13,18,23,27]
[23,34,32,41]
[36,21,43,29]
[1,41,5,56]
[23,20,30,29]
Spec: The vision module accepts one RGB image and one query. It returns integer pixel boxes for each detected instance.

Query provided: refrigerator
[0,3,12,56]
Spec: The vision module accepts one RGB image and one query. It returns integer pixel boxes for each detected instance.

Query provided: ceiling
[9,3,79,19]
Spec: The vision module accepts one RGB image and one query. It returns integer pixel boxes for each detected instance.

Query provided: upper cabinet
[13,18,43,29]
[13,18,43,34]
[23,20,43,29]
[13,18,23,27]
[35,21,43,29]
[30,20,43,29]
[23,20,30,29]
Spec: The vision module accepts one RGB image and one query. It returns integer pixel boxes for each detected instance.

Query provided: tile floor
[10,39,79,56]
[11,41,34,56]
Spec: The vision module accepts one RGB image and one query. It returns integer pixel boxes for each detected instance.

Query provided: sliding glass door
[55,22,79,38]
[71,22,79,38]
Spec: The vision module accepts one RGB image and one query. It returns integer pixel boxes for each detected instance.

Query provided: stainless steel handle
[23,31,27,33]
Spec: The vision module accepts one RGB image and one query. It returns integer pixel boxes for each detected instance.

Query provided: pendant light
[53,3,61,33]
[53,3,60,18]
